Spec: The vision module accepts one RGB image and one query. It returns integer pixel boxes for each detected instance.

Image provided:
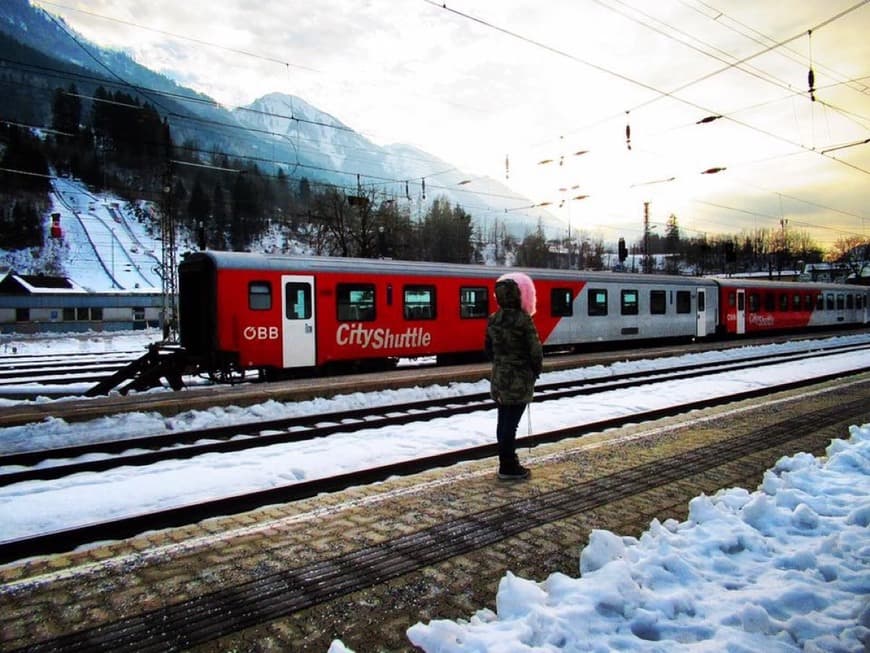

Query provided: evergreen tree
[187,176,211,232]
[515,225,551,268]
[51,84,81,136]
[420,196,474,263]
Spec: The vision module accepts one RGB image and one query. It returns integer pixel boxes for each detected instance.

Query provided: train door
[281,275,315,368]
[735,289,746,334]
[695,288,707,337]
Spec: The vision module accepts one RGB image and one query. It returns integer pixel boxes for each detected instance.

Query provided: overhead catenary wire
[678,0,870,97]
[431,0,869,178]
[33,2,870,194]
[425,2,868,243]
[12,2,869,247]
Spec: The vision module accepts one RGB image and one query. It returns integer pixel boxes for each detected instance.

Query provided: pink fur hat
[496,271,537,316]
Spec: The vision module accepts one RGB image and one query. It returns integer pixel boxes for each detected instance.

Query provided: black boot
[498,455,530,480]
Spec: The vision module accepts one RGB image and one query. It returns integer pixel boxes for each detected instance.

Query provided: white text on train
[243,326,279,340]
[336,323,432,349]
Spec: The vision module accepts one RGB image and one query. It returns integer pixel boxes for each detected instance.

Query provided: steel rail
[6,394,866,652]
[0,367,864,565]
[1,343,866,486]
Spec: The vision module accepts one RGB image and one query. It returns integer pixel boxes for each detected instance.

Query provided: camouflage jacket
[484,279,543,404]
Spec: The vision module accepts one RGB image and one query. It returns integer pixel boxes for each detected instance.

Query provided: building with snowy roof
[0,272,163,334]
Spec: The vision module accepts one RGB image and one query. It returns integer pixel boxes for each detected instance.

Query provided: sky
[29,1,870,249]
[0,331,868,651]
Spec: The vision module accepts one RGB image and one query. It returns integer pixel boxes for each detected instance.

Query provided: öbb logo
[243,326,279,340]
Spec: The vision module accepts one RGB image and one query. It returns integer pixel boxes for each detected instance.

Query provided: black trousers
[496,402,527,466]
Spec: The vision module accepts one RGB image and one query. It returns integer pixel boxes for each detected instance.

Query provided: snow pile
[400,425,870,652]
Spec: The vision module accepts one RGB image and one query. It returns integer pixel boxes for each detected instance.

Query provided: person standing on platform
[484,272,543,480]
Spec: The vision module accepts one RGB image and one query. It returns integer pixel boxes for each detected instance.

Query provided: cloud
[38,0,870,248]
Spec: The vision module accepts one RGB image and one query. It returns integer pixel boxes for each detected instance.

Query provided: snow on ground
[0,331,868,651]
[41,178,163,291]
[0,332,868,542]
[0,328,161,358]
[399,425,870,653]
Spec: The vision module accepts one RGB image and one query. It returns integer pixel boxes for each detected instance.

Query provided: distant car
[130,247,139,253]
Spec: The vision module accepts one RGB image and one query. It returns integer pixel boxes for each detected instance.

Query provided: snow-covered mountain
[232,93,559,236]
[0,0,564,260]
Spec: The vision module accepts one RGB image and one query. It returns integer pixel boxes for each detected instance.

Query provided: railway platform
[1,375,867,652]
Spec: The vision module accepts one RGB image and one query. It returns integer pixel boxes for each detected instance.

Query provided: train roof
[710,276,863,292]
[181,251,719,287]
[181,252,867,293]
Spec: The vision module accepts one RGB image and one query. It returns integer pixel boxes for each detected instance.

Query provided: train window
[588,289,608,316]
[650,290,666,314]
[826,293,834,310]
[792,294,801,310]
[764,293,775,312]
[285,283,312,320]
[621,289,639,315]
[676,290,691,314]
[249,282,272,311]
[836,294,845,310]
[337,284,375,321]
[15,308,29,322]
[817,294,825,310]
[460,287,489,319]
[779,294,789,312]
[749,293,760,312]
[727,291,736,308]
[804,295,813,311]
[551,288,573,317]
[404,285,436,320]
[847,294,854,310]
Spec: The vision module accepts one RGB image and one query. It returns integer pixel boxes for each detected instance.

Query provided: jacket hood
[495,272,537,315]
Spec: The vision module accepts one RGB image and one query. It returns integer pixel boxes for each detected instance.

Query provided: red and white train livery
[177,251,869,378]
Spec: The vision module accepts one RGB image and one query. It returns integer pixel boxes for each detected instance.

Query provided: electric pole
[643,201,652,274]
[160,123,178,342]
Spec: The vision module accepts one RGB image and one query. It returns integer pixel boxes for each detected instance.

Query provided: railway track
[1,329,865,402]
[1,343,867,563]
[2,341,867,485]
[5,388,867,653]
[0,350,145,397]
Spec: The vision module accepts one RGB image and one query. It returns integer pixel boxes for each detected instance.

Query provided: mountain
[232,93,556,236]
[0,0,562,238]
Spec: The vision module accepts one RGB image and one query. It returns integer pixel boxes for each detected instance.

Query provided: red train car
[715,278,868,335]
[179,252,590,377]
[177,251,868,380]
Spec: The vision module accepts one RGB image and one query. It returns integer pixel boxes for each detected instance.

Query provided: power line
[0,58,469,191]
[12,3,868,248]
[427,1,870,178]
[626,0,870,114]
[678,0,870,97]
[33,1,321,74]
